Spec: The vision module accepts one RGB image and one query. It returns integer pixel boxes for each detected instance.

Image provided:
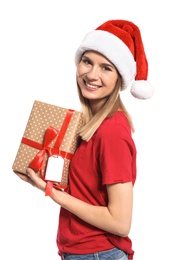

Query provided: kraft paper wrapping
[12,100,83,187]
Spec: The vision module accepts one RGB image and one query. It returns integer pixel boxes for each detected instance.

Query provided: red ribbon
[22,126,58,172]
[21,109,75,195]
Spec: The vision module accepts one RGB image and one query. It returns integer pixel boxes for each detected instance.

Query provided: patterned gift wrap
[12,100,83,191]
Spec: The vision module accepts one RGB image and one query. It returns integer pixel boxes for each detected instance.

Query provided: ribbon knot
[21,109,75,195]
[28,126,59,172]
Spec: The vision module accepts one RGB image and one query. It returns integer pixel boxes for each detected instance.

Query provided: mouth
[85,81,101,90]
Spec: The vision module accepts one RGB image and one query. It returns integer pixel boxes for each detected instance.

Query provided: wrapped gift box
[12,100,83,190]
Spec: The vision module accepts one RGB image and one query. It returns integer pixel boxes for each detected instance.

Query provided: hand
[14,168,46,192]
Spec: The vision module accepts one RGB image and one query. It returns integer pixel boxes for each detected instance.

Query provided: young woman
[15,19,153,260]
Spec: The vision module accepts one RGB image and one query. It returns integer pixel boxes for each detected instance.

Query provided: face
[76,51,119,109]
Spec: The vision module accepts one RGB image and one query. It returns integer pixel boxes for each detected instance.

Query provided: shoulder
[97,111,131,138]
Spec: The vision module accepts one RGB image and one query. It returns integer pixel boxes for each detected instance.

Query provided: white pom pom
[130,80,154,99]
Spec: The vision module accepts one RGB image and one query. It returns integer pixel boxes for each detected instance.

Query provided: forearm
[51,188,129,237]
[24,168,132,237]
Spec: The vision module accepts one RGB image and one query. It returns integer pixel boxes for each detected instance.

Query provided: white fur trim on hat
[75,30,136,90]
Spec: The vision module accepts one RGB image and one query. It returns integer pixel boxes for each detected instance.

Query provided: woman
[15,20,153,259]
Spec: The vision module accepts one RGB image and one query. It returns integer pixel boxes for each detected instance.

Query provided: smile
[85,82,101,90]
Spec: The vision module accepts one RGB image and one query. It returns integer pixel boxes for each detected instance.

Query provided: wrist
[50,187,65,205]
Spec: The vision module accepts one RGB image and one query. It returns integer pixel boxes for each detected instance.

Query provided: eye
[102,66,112,71]
[81,58,91,65]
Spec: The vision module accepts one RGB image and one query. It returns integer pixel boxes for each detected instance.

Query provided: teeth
[86,83,98,89]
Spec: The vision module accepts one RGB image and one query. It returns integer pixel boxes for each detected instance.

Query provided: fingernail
[26,168,30,176]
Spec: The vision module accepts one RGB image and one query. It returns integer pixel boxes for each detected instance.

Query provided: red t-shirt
[57,111,137,259]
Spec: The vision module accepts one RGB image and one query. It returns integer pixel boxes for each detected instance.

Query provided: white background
[0,0,173,259]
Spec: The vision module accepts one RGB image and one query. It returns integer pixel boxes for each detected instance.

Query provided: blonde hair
[77,74,135,142]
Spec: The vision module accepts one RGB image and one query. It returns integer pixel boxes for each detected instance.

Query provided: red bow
[22,126,59,172]
[21,109,75,195]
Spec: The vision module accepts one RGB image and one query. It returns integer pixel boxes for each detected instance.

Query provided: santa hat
[75,19,154,99]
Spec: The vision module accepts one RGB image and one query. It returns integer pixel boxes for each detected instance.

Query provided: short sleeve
[98,117,136,185]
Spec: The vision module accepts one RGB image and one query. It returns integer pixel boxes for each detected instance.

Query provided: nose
[86,66,99,80]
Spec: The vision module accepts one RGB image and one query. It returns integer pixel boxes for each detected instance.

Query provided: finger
[14,171,31,181]
[26,167,36,178]
[26,168,46,191]
[14,171,37,187]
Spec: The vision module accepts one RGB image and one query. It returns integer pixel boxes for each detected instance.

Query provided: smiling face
[76,51,119,112]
